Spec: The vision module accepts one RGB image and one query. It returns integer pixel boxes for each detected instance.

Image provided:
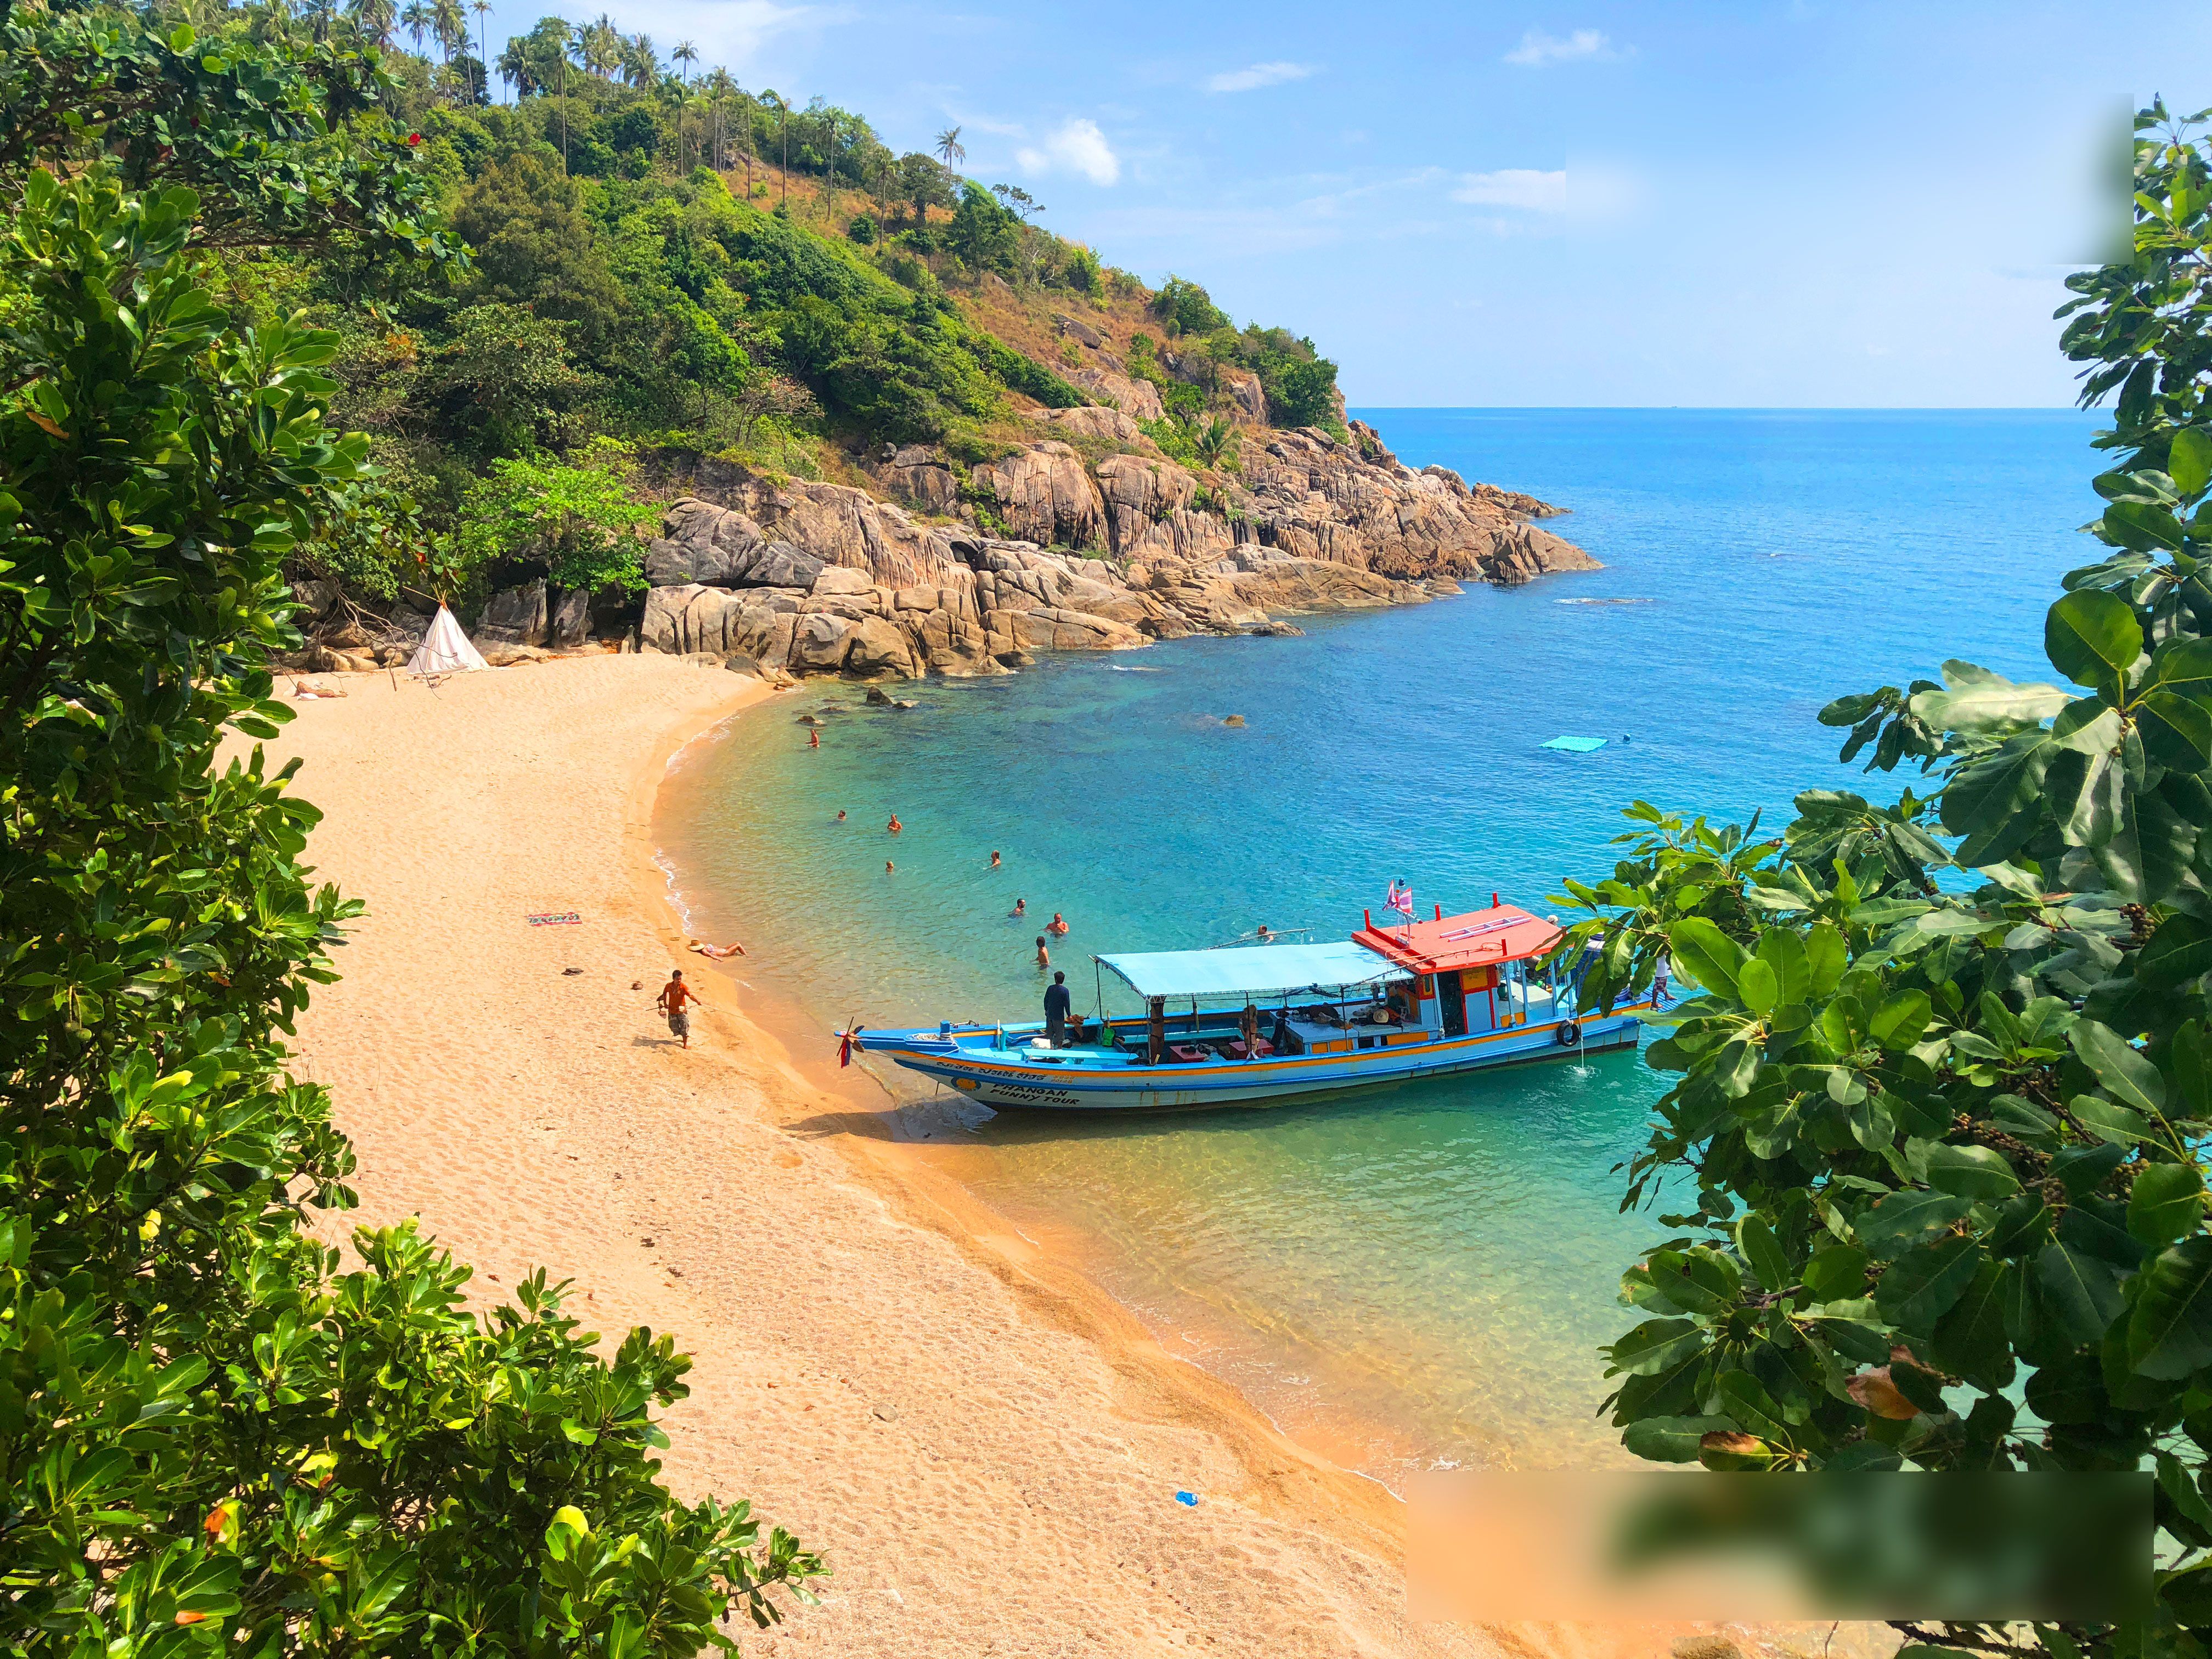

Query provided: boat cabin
[1350,901,1568,1040]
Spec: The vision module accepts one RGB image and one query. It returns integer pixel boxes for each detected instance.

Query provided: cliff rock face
[636,416,1597,680]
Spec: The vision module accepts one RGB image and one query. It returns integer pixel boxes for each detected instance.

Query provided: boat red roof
[1352,904,1562,973]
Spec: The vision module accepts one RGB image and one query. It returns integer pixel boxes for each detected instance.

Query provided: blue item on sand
[1175,1491,1198,1507]
[1542,735,1607,753]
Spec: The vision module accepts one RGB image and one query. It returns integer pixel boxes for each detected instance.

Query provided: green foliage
[461,438,657,591]
[1554,101,2212,1656]
[1150,275,1229,337]
[0,24,821,1655]
[845,210,876,244]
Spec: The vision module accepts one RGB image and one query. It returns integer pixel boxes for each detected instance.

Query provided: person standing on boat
[1044,971,1070,1046]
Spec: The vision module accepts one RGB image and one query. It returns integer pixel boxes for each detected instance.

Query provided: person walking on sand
[1046,912,1069,937]
[887,813,902,834]
[1035,935,1050,969]
[1044,970,1070,1047]
[655,969,704,1049]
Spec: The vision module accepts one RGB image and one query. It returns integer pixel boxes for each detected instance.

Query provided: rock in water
[1222,714,1247,727]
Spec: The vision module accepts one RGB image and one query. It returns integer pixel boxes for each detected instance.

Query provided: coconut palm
[348,0,395,49]
[933,125,964,167]
[1194,417,1239,470]
[618,32,657,89]
[672,38,697,85]
[704,66,735,170]
[470,0,490,91]
[399,0,428,54]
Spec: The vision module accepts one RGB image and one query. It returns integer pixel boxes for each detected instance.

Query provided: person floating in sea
[1046,912,1069,937]
[886,859,895,874]
[887,813,902,834]
[1255,923,1271,942]
[1043,970,1070,1046]
[1034,935,1050,969]
[654,969,704,1050]
[989,850,1002,868]
[1011,898,1026,917]
[808,729,819,749]
[836,809,847,822]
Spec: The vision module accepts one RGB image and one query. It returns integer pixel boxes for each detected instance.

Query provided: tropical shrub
[0,17,822,1653]
[1553,100,2212,1655]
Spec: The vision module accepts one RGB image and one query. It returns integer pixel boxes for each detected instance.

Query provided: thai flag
[1387,880,1414,919]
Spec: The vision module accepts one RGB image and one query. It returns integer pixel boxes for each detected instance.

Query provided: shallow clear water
[657,408,2102,1476]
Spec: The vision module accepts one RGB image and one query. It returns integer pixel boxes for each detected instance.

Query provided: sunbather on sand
[688,939,746,959]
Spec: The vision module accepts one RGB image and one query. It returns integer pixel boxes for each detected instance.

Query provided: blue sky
[467,1,2206,407]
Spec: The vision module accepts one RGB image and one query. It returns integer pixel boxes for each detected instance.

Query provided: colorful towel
[526,911,582,926]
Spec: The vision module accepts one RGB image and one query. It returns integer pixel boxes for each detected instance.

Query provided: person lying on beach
[1011,898,1026,917]
[1046,912,1069,936]
[655,970,704,1049]
[688,939,746,959]
[1035,936,1050,968]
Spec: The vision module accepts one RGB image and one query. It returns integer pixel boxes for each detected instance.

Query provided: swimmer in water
[1256,923,1271,941]
[989,850,1002,868]
[808,729,819,749]
[887,814,902,834]
[836,810,847,822]
[1011,898,1026,917]
[1035,935,1050,968]
[1047,912,1069,936]
[886,859,895,874]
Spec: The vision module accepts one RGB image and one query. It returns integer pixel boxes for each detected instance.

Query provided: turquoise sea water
[656,408,2103,1477]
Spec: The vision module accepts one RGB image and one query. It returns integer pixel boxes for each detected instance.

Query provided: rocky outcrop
[1066,364,1163,421]
[969,442,1107,550]
[475,582,549,646]
[633,410,1596,680]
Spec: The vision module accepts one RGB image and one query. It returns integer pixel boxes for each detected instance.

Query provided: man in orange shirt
[656,969,705,1049]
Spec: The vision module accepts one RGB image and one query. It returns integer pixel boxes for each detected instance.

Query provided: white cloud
[1206,61,1314,93]
[645,0,833,69]
[1451,168,1568,212]
[1503,27,1613,67]
[1015,119,1120,186]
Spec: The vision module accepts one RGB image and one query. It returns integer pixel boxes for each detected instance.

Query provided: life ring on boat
[1555,1020,1582,1047]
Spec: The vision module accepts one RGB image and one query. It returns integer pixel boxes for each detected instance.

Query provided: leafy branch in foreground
[0,15,820,1653]
[1551,100,2212,1655]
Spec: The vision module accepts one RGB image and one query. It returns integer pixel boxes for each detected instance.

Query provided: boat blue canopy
[1094,940,1397,1002]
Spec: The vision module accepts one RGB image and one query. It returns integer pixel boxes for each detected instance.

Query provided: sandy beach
[263,652,1539,1658]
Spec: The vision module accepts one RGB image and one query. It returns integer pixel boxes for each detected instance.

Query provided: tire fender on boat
[1555,1020,1581,1047]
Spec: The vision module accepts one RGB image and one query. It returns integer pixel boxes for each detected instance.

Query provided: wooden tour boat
[850,900,1662,1111]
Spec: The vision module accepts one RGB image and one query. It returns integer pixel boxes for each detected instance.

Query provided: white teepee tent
[407,603,489,676]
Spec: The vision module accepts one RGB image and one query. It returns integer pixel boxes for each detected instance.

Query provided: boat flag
[1387,880,1414,921]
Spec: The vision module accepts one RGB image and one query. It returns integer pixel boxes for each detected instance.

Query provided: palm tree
[672,38,697,86]
[934,125,964,167]
[761,89,788,206]
[348,0,395,49]
[1195,417,1239,470]
[704,66,734,170]
[470,0,490,94]
[399,0,428,54]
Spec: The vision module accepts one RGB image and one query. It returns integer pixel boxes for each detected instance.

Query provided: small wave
[652,850,697,933]
[1103,664,1163,672]
[1555,596,1654,606]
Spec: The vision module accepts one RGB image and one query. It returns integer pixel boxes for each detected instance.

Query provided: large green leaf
[1735,1214,1790,1293]
[2103,499,2188,554]
[1608,1318,1709,1377]
[1854,1190,1971,1260]
[2129,1236,2212,1380]
[1930,1256,2015,1391]
[1803,923,1846,996]
[2036,1241,2125,1345]
[2069,1019,2166,1115]
[1921,1144,2021,1201]
[2045,589,2143,685]
[1873,1233,1982,1333]
[2170,428,2212,498]
[1910,676,2072,732]
[1753,928,1810,1005]
[2130,1161,2206,1247]
[1666,917,1744,999]
[1620,1415,1733,1464]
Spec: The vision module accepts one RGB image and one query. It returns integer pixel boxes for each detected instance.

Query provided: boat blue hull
[858,1006,1652,1111]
